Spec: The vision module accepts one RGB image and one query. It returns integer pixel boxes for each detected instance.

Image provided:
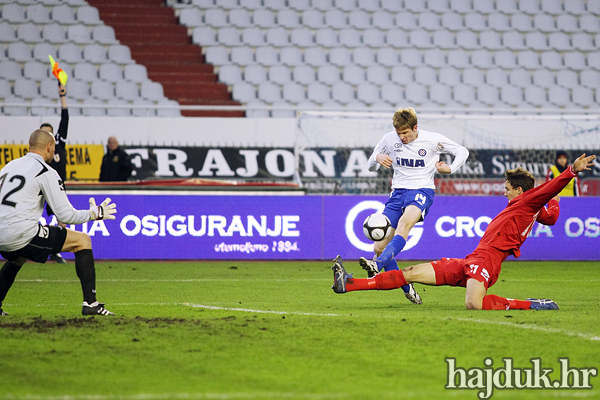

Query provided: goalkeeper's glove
[89,197,117,220]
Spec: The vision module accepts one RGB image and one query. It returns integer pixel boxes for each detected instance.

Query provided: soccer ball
[363,213,391,242]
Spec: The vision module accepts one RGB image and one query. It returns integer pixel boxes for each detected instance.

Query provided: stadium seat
[480,31,503,50]
[293,65,315,84]
[485,68,508,87]
[349,10,370,29]
[532,69,555,88]
[27,4,51,23]
[205,46,230,65]
[106,98,131,117]
[414,66,437,85]
[510,14,535,33]
[362,29,386,48]
[42,23,68,43]
[229,9,252,27]
[8,42,33,62]
[331,81,355,104]
[365,65,389,85]
[471,50,494,68]
[462,67,485,85]
[519,0,541,15]
[571,85,595,107]
[391,65,414,85]
[473,0,494,13]
[509,68,532,87]
[500,85,525,106]
[300,9,324,29]
[399,49,423,67]
[548,85,570,107]
[339,29,362,47]
[232,82,257,102]
[587,52,600,70]
[108,45,133,64]
[84,44,107,63]
[580,15,600,33]
[439,67,461,85]
[271,102,296,118]
[464,13,486,31]
[564,0,586,15]
[17,23,43,43]
[115,80,139,101]
[281,81,305,102]
[73,62,98,82]
[488,13,512,32]
[503,32,527,50]
[91,80,114,100]
[405,82,428,104]
[525,31,549,50]
[476,84,499,105]
[287,0,312,11]
[372,11,394,29]
[524,85,547,106]
[541,0,563,15]
[306,81,330,103]
[324,9,346,29]
[140,80,164,101]
[447,49,470,68]
[456,30,480,49]
[30,97,57,116]
[317,64,340,85]
[257,81,281,102]
[2,4,26,23]
[99,62,123,82]
[33,42,57,62]
[342,65,366,85]
[450,0,472,13]
[205,9,228,27]
[255,46,279,66]
[244,64,268,84]
[381,0,404,12]
[179,8,203,27]
[77,6,101,25]
[23,61,47,80]
[93,25,118,45]
[2,96,29,116]
[280,47,303,66]
[269,65,292,84]
[304,47,327,67]
[52,4,77,24]
[386,29,409,49]
[556,14,579,33]
[572,33,595,51]
[218,27,242,46]
[290,28,314,47]
[352,47,376,67]
[580,70,600,88]
[13,78,38,99]
[329,47,352,67]
[563,52,586,70]
[428,0,451,12]
[429,83,452,105]
[253,9,277,28]
[265,27,290,47]
[218,64,242,84]
[396,12,419,30]
[230,47,254,65]
[0,23,17,43]
[123,64,148,83]
[315,28,338,47]
[419,12,441,31]
[556,70,579,88]
[548,32,571,51]
[376,48,399,67]
[277,9,301,28]
[410,30,434,49]
[517,51,540,69]
[82,98,106,116]
[215,0,239,9]
[357,0,380,12]
[532,14,556,32]
[432,29,457,48]
[441,12,464,31]
[381,83,404,103]
[540,51,564,70]
[494,50,518,69]
[453,84,476,105]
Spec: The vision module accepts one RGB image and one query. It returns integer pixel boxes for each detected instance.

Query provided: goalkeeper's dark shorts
[0,225,67,263]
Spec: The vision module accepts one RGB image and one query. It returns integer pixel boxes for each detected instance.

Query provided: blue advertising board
[46,194,600,261]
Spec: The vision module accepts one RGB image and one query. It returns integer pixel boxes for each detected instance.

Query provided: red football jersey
[476,167,577,259]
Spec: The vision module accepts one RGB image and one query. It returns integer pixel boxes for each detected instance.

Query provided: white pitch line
[183,303,341,317]
[7,392,346,400]
[452,317,600,342]
[16,279,328,283]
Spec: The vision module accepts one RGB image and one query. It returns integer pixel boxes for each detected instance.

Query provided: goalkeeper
[0,129,117,316]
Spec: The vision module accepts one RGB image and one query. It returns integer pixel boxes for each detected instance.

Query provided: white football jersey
[367,129,469,190]
[0,152,92,252]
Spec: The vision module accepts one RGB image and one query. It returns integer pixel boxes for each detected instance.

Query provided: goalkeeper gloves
[89,197,117,221]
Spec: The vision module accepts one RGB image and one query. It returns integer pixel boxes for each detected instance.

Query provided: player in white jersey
[360,108,469,304]
[0,129,117,316]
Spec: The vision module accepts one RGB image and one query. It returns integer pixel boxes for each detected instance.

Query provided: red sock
[482,295,532,310]
[346,270,407,292]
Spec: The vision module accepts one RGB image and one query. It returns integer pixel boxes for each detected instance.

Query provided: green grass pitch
[0,260,599,400]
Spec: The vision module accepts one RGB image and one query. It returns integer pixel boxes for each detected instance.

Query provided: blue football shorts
[382,188,435,229]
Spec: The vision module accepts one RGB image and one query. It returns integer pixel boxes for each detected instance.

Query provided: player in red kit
[331,153,596,310]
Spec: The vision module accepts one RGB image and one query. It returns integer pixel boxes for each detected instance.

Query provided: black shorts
[0,225,67,263]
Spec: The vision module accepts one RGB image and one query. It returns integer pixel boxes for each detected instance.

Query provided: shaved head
[29,129,55,153]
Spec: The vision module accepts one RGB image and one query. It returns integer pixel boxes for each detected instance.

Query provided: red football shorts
[431,251,502,290]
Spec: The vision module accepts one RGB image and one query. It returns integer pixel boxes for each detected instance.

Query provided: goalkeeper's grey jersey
[367,129,469,190]
[0,152,91,252]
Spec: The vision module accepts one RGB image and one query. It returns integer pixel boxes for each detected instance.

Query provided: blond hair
[392,108,418,130]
